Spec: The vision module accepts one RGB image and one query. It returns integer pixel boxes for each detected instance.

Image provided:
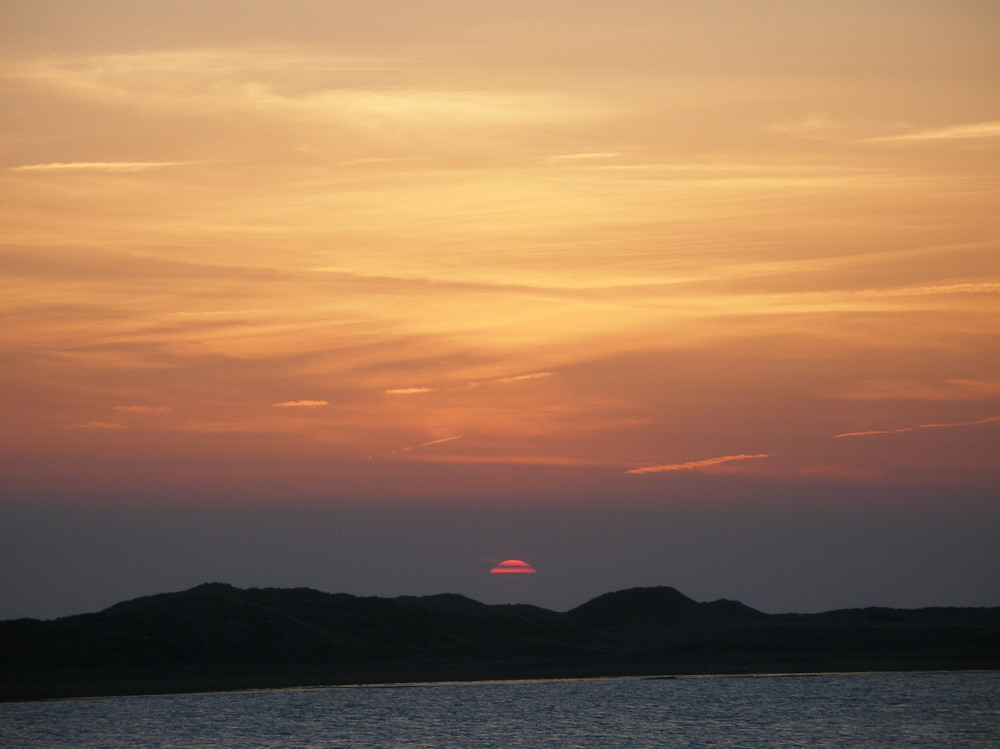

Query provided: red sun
[489,559,537,574]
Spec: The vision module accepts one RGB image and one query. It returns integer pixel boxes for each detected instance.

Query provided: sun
[489,559,537,574]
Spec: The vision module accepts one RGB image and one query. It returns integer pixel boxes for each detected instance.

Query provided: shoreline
[4,658,996,703]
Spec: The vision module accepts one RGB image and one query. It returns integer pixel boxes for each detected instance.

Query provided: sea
[2,671,998,748]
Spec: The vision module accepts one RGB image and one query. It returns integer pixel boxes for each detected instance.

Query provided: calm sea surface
[2,671,998,748]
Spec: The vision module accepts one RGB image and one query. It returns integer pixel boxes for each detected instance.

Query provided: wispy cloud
[112,405,171,415]
[495,372,554,382]
[62,421,125,430]
[547,152,621,162]
[368,434,463,459]
[417,435,464,448]
[9,161,195,172]
[626,453,774,475]
[337,157,435,166]
[767,112,843,140]
[836,379,1000,401]
[865,120,1000,144]
[771,116,1000,147]
[835,415,1000,439]
[17,51,599,133]
[410,453,607,467]
[385,372,553,394]
[270,400,329,408]
[859,282,1000,298]
[172,309,267,317]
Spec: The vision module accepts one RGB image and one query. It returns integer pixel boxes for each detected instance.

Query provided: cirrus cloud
[62,421,126,430]
[496,371,553,382]
[112,405,171,415]
[626,453,775,475]
[835,379,1000,402]
[865,120,1000,144]
[10,161,196,172]
[835,415,1000,439]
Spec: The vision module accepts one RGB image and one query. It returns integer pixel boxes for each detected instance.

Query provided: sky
[2,0,999,620]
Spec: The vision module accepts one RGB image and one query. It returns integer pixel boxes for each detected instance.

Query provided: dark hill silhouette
[567,586,765,627]
[2,584,998,701]
[1,583,593,670]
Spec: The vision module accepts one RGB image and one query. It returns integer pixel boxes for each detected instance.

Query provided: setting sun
[490,560,538,575]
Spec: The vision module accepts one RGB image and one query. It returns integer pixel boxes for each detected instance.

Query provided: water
[2,671,997,748]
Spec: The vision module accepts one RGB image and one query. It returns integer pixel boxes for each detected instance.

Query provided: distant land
[2,583,998,701]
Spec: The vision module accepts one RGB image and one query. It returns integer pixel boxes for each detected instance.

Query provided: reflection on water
[2,671,998,748]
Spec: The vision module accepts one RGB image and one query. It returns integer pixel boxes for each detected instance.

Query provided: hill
[2,584,998,701]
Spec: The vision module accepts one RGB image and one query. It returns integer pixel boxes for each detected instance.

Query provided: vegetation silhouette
[3,583,998,700]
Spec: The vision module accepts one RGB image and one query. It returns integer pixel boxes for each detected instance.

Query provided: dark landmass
[2,583,998,701]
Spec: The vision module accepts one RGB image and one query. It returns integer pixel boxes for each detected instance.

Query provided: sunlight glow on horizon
[489,560,538,574]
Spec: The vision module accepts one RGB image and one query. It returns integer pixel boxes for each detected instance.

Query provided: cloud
[626,453,774,474]
[337,157,435,166]
[384,373,552,394]
[835,415,1000,439]
[419,435,464,448]
[768,113,842,140]
[17,50,598,134]
[270,400,329,408]
[368,434,463,460]
[836,379,1000,401]
[547,152,621,162]
[172,309,268,318]
[407,454,607,467]
[9,161,194,172]
[495,372,554,382]
[112,405,171,415]
[860,282,1000,298]
[62,422,125,430]
[771,116,1000,148]
[865,120,1000,144]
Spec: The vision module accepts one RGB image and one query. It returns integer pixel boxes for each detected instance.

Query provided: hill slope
[3,584,998,700]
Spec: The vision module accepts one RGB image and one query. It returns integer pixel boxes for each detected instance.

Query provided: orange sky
[1,1,998,617]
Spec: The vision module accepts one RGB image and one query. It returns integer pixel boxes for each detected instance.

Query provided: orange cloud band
[626,453,775,475]
[835,415,1000,439]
